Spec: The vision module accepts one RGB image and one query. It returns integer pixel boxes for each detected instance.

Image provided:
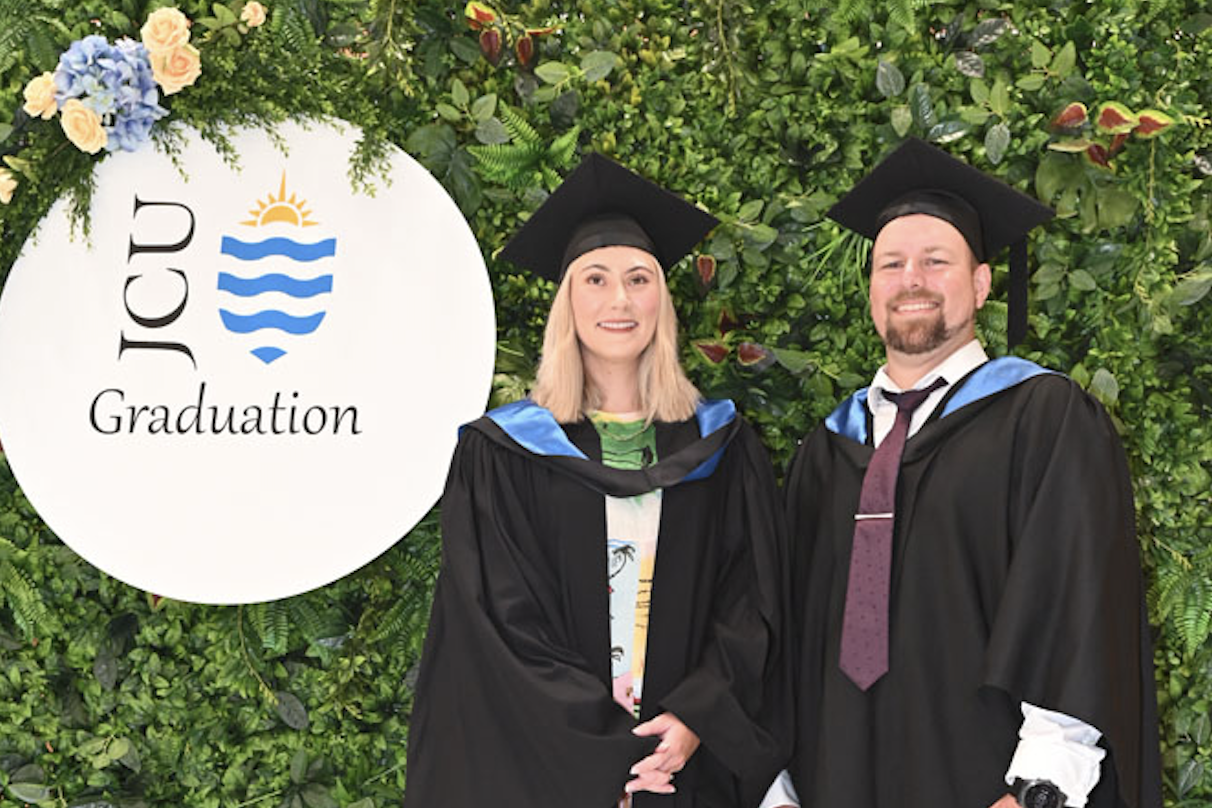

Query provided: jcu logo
[219,173,336,364]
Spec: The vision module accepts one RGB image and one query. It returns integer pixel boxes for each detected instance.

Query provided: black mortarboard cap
[827,138,1054,346]
[498,153,719,282]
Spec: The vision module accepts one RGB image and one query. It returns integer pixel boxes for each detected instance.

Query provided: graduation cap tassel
[1008,238,1029,348]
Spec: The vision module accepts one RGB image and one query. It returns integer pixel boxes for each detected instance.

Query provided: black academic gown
[785,359,1161,808]
[404,400,790,808]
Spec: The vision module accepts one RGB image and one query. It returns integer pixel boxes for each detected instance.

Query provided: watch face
[1022,783,1062,808]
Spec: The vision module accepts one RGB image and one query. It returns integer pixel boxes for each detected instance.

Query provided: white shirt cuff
[1004,702,1106,807]
[758,768,800,808]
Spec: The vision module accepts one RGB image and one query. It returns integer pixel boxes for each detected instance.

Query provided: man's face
[869,213,991,359]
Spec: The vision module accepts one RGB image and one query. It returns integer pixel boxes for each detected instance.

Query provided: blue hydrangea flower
[53,34,168,153]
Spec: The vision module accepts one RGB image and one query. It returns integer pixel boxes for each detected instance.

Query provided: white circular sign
[0,120,495,604]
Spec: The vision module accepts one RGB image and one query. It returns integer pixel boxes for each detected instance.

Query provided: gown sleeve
[655,423,794,805]
[982,377,1161,808]
[403,429,652,808]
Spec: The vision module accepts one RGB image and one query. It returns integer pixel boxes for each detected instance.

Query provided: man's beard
[881,292,965,355]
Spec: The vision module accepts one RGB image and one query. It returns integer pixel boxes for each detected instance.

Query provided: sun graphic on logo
[241,172,319,227]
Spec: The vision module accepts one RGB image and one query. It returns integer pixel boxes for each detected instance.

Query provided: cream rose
[141,7,191,53]
[22,72,58,120]
[151,43,202,95]
[60,99,107,154]
[0,168,16,205]
[241,1,267,27]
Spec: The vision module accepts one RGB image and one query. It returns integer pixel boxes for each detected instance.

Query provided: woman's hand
[624,712,700,794]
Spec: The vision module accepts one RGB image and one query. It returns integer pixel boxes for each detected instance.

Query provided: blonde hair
[530,263,701,424]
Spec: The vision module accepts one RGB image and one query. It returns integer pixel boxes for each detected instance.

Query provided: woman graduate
[403,154,790,808]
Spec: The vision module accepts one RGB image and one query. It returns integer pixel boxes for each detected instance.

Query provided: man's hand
[990,794,1018,808]
[624,712,700,794]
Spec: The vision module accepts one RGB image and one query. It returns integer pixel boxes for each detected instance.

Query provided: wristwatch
[1012,778,1067,808]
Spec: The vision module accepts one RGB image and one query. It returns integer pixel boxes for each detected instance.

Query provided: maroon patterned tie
[839,378,947,691]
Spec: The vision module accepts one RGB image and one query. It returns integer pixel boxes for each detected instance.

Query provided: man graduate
[764,138,1161,808]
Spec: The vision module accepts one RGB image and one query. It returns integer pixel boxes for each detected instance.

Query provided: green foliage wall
[0,0,1209,805]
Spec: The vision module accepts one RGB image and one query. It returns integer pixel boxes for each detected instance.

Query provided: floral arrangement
[0,2,267,205]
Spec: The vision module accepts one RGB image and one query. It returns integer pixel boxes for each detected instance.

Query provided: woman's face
[567,244,662,374]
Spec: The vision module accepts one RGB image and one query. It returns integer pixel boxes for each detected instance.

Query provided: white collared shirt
[866,338,989,446]
[760,340,1104,808]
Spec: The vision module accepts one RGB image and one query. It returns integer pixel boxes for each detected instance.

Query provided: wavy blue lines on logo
[219,174,335,365]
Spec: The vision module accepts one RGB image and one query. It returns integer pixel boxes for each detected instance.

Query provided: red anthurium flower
[694,341,730,365]
[717,308,740,336]
[515,33,535,66]
[480,29,502,65]
[464,1,497,25]
[737,342,770,366]
[1050,102,1088,129]
[1134,109,1174,139]
[1095,101,1139,135]
[1085,143,1111,167]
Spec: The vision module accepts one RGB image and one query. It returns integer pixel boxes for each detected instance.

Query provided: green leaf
[1016,74,1047,92]
[1193,713,1212,746]
[534,61,572,85]
[1089,368,1119,406]
[1070,269,1097,291]
[990,78,1010,118]
[301,784,339,808]
[406,124,456,168]
[435,103,462,123]
[450,35,482,65]
[1035,154,1076,206]
[772,347,813,374]
[891,106,913,137]
[470,93,497,122]
[1172,269,1212,306]
[0,123,12,142]
[927,121,967,144]
[985,122,1010,165]
[875,60,905,98]
[580,51,618,82]
[954,51,984,78]
[1097,188,1138,229]
[1030,39,1051,68]
[11,764,44,783]
[346,800,376,808]
[77,737,110,757]
[1182,12,1212,34]
[213,3,238,25]
[119,741,142,773]
[107,737,131,761]
[908,83,935,128]
[275,691,310,730]
[745,223,779,249]
[970,78,990,106]
[737,199,764,223]
[474,118,510,145]
[451,79,469,109]
[1178,758,1204,798]
[1033,263,1065,288]
[6,783,51,802]
[1050,41,1077,77]
[970,18,1010,48]
[290,749,309,784]
[959,106,990,126]
[94,647,117,690]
